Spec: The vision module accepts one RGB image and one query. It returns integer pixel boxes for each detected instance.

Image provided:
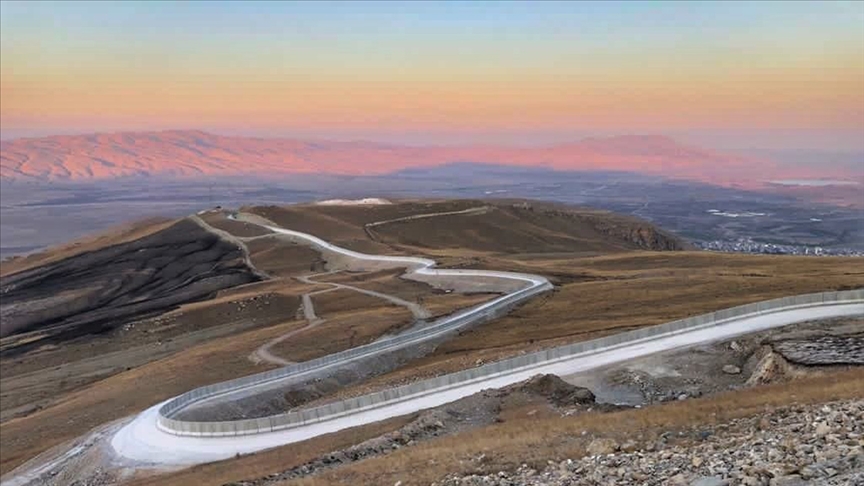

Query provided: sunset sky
[1,1,863,150]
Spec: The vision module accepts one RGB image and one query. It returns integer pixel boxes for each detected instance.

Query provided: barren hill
[0,130,834,187]
[0,198,861,481]
[0,218,260,344]
[0,199,684,354]
[245,199,689,255]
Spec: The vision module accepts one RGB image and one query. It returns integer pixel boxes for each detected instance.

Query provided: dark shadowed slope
[0,219,260,352]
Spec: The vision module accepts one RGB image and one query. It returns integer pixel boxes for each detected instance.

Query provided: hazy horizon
[2,127,864,157]
[2,1,863,152]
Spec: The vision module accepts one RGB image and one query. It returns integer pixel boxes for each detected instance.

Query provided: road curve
[248,286,334,367]
[111,300,862,466]
[142,214,551,427]
[105,214,862,467]
[295,272,431,321]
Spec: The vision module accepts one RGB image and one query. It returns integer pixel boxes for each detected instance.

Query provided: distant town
[696,238,864,257]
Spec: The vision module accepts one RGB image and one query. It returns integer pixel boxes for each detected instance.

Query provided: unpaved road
[248,285,334,367]
[248,269,430,367]
[142,212,548,416]
[364,206,490,230]
[295,273,430,321]
[188,214,270,280]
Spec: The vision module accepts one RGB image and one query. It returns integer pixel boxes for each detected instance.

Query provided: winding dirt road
[249,270,430,367]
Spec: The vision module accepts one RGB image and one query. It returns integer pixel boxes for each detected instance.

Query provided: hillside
[0,218,260,345]
[2,130,845,187]
[1,200,861,484]
[245,199,690,256]
[0,199,683,347]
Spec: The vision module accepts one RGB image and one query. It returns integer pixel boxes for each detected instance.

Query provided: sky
[1,1,863,151]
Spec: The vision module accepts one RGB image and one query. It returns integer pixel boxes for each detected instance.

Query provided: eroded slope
[0,219,260,350]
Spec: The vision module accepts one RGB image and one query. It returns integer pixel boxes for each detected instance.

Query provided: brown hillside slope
[247,199,688,255]
[2,252,861,476]
[289,251,864,406]
[2,200,857,478]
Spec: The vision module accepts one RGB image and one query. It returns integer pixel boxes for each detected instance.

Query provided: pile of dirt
[744,346,800,387]
[442,398,864,486]
[514,374,596,407]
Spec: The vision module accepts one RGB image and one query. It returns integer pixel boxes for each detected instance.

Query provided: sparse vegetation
[0,201,860,481]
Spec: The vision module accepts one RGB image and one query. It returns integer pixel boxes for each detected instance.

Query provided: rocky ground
[439,399,864,486]
[564,317,864,406]
[8,320,861,486]
[224,375,605,486]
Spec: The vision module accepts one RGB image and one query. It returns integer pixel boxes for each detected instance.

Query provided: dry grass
[282,369,864,486]
[246,199,685,257]
[305,251,863,403]
[0,314,308,475]
[244,205,398,255]
[271,306,414,362]
[318,269,436,302]
[0,289,303,426]
[310,289,390,316]
[3,202,862,479]
[423,293,499,317]
[430,251,863,361]
[246,238,325,277]
[126,414,418,486]
[172,280,315,313]
[314,269,500,318]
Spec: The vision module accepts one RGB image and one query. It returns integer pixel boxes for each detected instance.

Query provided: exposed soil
[316,268,446,303]
[320,251,862,400]
[244,238,325,278]
[442,399,864,486]
[269,305,414,362]
[0,219,260,350]
[269,350,864,486]
[0,291,301,423]
[562,316,864,406]
[369,203,689,254]
[200,211,273,238]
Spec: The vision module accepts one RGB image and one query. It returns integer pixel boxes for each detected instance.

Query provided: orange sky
[2,1,863,149]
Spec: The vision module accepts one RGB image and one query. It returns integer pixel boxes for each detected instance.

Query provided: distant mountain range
[1,130,858,188]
